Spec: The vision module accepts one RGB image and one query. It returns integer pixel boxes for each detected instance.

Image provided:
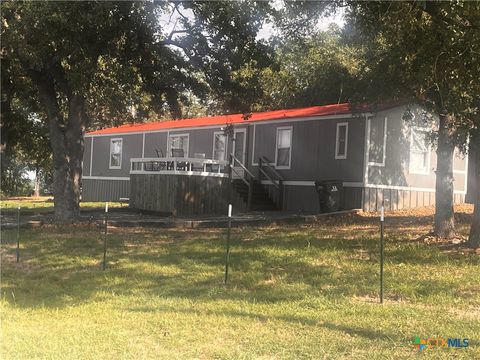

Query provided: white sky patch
[318,7,345,31]
[159,4,345,42]
[257,6,345,40]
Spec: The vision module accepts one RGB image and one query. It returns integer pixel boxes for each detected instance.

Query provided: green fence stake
[224,204,232,284]
[380,204,385,304]
[16,203,20,263]
[103,202,108,270]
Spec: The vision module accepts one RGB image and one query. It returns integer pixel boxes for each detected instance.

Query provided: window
[368,117,387,166]
[335,122,348,159]
[109,138,122,169]
[275,127,292,169]
[168,134,189,158]
[213,132,227,160]
[409,128,430,174]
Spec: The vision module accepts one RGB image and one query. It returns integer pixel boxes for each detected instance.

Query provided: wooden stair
[232,179,278,211]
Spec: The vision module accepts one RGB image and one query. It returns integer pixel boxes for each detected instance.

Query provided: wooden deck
[129,157,246,215]
[130,173,247,216]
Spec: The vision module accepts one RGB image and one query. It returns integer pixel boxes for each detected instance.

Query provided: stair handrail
[258,156,284,209]
[258,156,283,189]
[231,153,254,211]
[231,154,256,180]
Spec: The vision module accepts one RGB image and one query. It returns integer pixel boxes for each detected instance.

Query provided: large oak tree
[274,0,480,243]
[344,1,480,241]
[1,1,273,222]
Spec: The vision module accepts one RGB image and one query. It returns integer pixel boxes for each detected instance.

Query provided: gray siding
[367,105,467,192]
[144,132,168,157]
[283,185,318,212]
[83,137,92,176]
[250,117,366,182]
[91,134,143,177]
[362,187,465,212]
[466,147,477,203]
[263,184,362,212]
[82,179,130,201]
[172,128,219,158]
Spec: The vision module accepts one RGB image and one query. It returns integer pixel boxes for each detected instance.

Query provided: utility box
[315,180,343,213]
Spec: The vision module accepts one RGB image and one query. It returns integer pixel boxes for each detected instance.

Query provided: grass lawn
[0,197,123,214]
[1,207,479,359]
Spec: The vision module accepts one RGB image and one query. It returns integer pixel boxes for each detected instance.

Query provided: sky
[159,3,346,42]
[256,6,345,40]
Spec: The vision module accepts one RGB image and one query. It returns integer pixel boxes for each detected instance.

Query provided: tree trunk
[469,198,480,248]
[434,114,456,238]
[63,95,86,220]
[33,166,40,197]
[467,130,480,248]
[32,72,85,223]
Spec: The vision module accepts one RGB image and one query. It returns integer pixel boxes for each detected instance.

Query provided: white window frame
[168,133,189,158]
[335,122,348,160]
[275,126,293,170]
[409,127,431,175]
[368,117,388,167]
[212,131,227,161]
[109,138,123,169]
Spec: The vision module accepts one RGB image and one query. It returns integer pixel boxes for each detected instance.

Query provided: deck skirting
[130,173,246,216]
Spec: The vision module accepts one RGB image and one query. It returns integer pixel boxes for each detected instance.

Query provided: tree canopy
[343,1,480,242]
[1,1,479,244]
[1,1,275,221]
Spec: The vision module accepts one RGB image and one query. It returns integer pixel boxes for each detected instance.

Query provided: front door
[232,128,246,178]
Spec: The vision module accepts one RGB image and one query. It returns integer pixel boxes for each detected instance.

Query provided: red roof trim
[86,102,372,135]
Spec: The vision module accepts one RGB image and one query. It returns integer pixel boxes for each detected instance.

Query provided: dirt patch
[352,293,409,304]
[358,204,473,218]
[1,251,43,271]
[448,306,480,321]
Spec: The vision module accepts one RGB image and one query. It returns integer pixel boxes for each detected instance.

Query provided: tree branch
[414,1,480,30]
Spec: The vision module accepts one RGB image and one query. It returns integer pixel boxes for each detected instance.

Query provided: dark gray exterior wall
[170,127,226,158]
[90,133,143,177]
[82,178,130,201]
[247,116,366,211]
[249,117,366,182]
[261,183,363,212]
[366,105,467,192]
[362,187,466,212]
[144,131,168,157]
[466,147,477,203]
[83,136,92,176]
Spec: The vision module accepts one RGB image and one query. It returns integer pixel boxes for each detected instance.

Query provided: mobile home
[82,103,471,214]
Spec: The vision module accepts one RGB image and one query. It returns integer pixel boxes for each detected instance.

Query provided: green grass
[1,217,479,359]
[0,197,122,214]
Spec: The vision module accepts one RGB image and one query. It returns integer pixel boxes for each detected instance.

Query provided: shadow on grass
[1,225,478,310]
[125,304,393,341]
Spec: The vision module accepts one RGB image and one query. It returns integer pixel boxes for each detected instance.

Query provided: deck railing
[130,157,229,177]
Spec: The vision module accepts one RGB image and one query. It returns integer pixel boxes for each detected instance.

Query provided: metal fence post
[224,154,233,284]
[380,203,385,304]
[16,203,20,263]
[103,202,108,270]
